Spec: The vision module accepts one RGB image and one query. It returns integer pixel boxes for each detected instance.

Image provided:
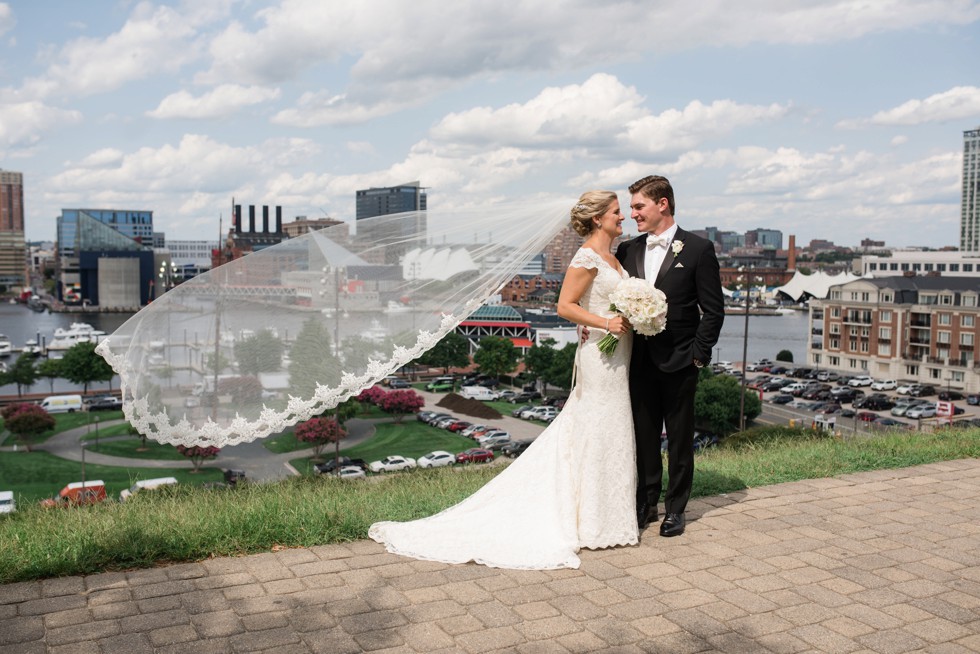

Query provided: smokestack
[248,205,256,233]
[234,204,242,233]
[262,205,269,233]
[788,235,796,271]
[275,206,282,234]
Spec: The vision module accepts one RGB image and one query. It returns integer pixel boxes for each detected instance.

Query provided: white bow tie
[647,234,672,250]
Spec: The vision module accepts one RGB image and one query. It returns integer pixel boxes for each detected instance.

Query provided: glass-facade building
[355,182,427,220]
[57,209,153,256]
[962,128,980,253]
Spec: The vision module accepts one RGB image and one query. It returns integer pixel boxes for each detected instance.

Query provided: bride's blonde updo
[569,191,618,237]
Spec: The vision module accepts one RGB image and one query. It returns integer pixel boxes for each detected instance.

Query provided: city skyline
[0,1,978,248]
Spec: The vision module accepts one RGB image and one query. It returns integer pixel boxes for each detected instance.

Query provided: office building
[962,126,980,253]
[0,170,26,289]
[356,182,426,220]
[354,182,427,265]
[859,250,980,278]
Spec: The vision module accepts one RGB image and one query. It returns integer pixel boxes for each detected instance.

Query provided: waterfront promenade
[2,459,978,653]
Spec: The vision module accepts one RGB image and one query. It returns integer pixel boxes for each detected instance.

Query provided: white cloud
[198,0,980,124]
[147,84,281,119]
[19,2,225,99]
[838,86,980,128]
[48,134,320,195]
[0,101,82,148]
[76,148,125,168]
[891,135,909,146]
[0,3,14,37]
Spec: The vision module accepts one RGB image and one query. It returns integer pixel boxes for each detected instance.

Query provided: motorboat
[22,339,42,356]
[48,322,107,350]
[0,334,11,357]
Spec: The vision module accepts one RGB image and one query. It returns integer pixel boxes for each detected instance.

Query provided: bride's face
[596,200,624,237]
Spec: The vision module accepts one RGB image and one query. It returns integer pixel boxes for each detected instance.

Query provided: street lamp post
[739,267,750,431]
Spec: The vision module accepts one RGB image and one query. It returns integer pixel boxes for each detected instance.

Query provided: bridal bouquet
[597,278,668,355]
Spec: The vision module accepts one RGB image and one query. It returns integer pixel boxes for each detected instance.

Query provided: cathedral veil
[95,199,571,447]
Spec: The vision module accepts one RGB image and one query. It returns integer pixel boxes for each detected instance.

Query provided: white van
[120,477,178,501]
[460,386,497,401]
[0,490,15,514]
[39,394,83,414]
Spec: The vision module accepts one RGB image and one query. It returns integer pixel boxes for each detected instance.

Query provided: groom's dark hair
[629,175,675,216]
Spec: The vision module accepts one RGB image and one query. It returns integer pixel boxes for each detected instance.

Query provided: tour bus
[38,394,83,414]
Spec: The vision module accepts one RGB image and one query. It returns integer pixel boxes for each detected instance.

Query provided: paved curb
[2,459,978,653]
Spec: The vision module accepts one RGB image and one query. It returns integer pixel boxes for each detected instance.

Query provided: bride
[369,191,638,569]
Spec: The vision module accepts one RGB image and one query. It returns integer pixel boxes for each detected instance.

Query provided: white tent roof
[402,247,478,281]
[775,270,862,302]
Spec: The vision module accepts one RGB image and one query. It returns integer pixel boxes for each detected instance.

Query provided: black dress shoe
[660,513,686,537]
[637,503,658,530]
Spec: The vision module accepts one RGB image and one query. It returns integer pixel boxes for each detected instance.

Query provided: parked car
[522,406,558,421]
[938,390,965,401]
[496,390,517,402]
[337,466,367,479]
[908,385,936,398]
[368,455,417,473]
[431,416,458,429]
[848,376,874,387]
[511,404,534,417]
[119,476,178,501]
[477,432,511,448]
[425,376,456,392]
[859,397,895,412]
[870,379,897,391]
[446,420,472,433]
[891,399,927,417]
[831,388,865,404]
[460,424,488,438]
[769,393,794,405]
[783,382,809,397]
[540,395,568,407]
[906,404,937,419]
[816,371,840,382]
[388,378,410,389]
[314,457,368,475]
[456,448,494,464]
[85,394,123,411]
[501,440,533,458]
[895,383,916,395]
[856,411,879,422]
[40,480,108,507]
[0,490,15,514]
[417,451,456,468]
[871,417,910,430]
[423,412,452,425]
[509,391,542,403]
[417,410,438,423]
[967,394,980,406]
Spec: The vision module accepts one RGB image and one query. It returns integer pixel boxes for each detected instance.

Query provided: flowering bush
[294,416,347,459]
[0,403,55,451]
[356,385,387,406]
[376,389,425,423]
[176,445,221,472]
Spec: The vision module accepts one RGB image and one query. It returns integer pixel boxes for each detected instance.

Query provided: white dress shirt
[644,224,678,281]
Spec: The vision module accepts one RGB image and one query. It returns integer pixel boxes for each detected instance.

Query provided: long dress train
[369,247,637,569]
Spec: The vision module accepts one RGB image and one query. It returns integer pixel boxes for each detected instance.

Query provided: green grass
[289,421,475,474]
[0,450,223,504]
[84,438,186,461]
[1,410,125,447]
[0,425,977,583]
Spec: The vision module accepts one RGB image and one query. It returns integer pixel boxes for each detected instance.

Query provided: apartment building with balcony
[808,275,980,392]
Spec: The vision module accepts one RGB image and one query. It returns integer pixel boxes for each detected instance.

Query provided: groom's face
[630,192,667,234]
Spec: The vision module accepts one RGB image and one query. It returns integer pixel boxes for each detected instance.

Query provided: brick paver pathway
[2,459,979,653]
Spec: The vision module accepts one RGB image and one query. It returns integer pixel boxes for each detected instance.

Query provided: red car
[856,411,878,422]
[456,448,494,464]
[447,420,472,433]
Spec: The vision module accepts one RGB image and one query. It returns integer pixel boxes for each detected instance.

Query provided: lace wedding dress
[369,248,638,569]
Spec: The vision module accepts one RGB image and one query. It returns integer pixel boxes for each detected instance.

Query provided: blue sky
[1,0,978,248]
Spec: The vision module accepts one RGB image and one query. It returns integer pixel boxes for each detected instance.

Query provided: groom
[616,175,724,537]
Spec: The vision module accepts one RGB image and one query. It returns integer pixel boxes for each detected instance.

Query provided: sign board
[936,401,953,417]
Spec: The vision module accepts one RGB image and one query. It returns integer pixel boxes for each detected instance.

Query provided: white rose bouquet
[597,277,668,355]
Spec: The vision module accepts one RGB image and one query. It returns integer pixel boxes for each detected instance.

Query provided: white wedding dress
[369,248,638,569]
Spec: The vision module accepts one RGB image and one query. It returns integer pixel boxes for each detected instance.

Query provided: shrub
[294,416,346,459]
[376,389,425,423]
[176,445,221,472]
[356,385,387,405]
[1,403,55,451]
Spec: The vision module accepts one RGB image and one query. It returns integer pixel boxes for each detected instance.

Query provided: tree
[234,329,285,375]
[356,385,387,406]
[376,389,425,423]
[288,318,341,399]
[417,332,470,372]
[203,350,232,374]
[6,354,38,397]
[523,338,557,385]
[59,342,114,393]
[176,445,220,472]
[217,375,263,403]
[1,403,55,451]
[341,335,388,370]
[776,349,794,362]
[544,342,577,391]
[37,357,62,393]
[294,416,347,460]
[472,336,519,380]
[694,374,762,434]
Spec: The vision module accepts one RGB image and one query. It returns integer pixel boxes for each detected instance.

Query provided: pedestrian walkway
[3,459,979,653]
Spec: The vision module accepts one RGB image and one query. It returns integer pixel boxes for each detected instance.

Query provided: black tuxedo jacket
[615,228,725,373]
